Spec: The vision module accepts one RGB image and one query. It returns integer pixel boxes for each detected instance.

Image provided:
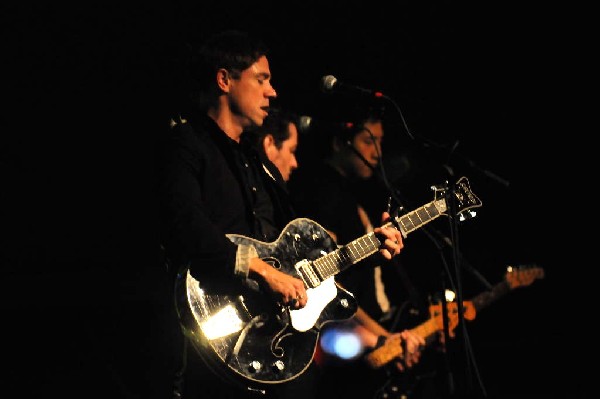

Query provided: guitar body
[175,218,358,389]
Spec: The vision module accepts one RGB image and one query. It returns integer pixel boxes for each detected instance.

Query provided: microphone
[297,115,313,132]
[320,75,386,98]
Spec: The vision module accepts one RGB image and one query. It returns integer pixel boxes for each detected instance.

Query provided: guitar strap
[374,266,391,314]
[386,206,425,325]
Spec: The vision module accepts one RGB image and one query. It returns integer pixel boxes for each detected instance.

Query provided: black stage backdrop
[2,2,587,398]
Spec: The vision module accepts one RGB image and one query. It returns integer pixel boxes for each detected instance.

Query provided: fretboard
[310,198,446,281]
[395,198,446,236]
[312,232,381,280]
[470,281,511,312]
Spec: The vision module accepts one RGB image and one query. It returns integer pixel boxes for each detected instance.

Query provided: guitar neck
[410,316,442,343]
[312,232,381,280]
[470,281,511,312]
[312,199,446,280]
[394,198,446,236]
[471,266,544,312]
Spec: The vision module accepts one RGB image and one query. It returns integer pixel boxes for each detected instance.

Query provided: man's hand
[393,330,425,371]
[250,258,308,308]
[374,211,403,260]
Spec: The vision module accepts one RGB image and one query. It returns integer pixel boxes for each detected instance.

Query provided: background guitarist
[289,97,426,399]
[364,265,545,398]
[253,104,425,367]
[157,30,405,399]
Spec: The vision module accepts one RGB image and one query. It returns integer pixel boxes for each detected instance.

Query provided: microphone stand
[426,227,493,291]
[445,174,489,398]
[375,156,490,397]
[382,92,492,397]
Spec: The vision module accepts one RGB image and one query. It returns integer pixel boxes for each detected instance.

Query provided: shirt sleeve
[235,243,258,279]
[237,244,262,292]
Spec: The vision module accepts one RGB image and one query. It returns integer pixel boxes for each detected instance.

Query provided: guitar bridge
[295,259,321,288]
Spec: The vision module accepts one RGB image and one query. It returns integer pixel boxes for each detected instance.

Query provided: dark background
[2,1,586,398]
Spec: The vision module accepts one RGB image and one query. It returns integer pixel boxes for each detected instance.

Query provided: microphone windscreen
[298,115,313,132]
[321,75,337,92]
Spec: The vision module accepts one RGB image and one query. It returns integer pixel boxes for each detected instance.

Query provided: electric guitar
[175,176,481,390]
[365,265,544,399]
[365,264,545,369]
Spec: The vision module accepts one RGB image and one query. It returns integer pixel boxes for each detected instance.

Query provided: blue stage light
[319,328,363,360]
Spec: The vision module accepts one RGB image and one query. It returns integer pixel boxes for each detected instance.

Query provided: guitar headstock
[432,176,483,220]
[505,264,545,289]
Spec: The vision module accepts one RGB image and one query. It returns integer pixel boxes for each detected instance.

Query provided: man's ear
[263,134,276,156]
[216,68,230,92]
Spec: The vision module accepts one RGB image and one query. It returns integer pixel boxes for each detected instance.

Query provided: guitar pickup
[295,259,321,289]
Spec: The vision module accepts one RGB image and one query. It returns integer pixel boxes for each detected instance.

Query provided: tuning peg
[459,210,477,221]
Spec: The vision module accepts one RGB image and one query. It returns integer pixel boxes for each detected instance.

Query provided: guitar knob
[271,360,285,373]
[248,360,262,373]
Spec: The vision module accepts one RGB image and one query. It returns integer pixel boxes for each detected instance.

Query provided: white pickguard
[289,277,338,332]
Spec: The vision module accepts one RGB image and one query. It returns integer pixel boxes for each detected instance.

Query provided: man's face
[228,56,277,129]
[266,122,299,182]
[348,120,384,179]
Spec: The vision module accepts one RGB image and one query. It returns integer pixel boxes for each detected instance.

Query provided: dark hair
[182,30,269,108]
[329,98,386,142]
[248,108,298,152]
